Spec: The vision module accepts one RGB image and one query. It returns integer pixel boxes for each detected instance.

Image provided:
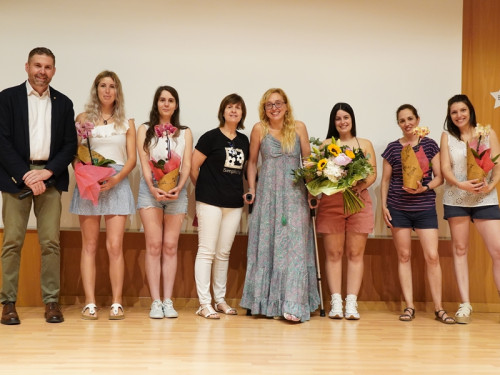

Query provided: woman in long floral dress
[240,88,320,322]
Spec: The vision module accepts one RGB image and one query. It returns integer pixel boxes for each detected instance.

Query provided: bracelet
[423,184,430,191]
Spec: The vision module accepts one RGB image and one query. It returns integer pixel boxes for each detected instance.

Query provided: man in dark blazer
[0,47,77,324]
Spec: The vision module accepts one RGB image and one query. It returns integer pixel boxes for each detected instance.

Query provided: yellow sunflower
[317,159,328,170]
[327,143,341,156]
[345,149,355,159]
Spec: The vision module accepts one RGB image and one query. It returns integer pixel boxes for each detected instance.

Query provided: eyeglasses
[264,101,285,110]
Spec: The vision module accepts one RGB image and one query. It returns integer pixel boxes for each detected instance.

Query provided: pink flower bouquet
[74,121,116,205]
[149,123,181,193]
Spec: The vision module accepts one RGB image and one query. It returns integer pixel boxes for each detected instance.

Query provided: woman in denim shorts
[441,94,500,324]
[137,86,193,319]
[381,104,455,324]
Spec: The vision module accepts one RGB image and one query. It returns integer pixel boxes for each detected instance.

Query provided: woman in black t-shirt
[190,93,249,319]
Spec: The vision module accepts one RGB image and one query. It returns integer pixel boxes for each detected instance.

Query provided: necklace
[101,112,114,125]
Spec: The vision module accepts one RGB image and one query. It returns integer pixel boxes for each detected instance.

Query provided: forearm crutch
[310,198,325,317]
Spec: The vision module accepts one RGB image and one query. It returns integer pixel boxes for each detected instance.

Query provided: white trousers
[194,202,242,305]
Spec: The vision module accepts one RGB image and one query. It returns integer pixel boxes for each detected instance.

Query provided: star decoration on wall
[491,89,500,109]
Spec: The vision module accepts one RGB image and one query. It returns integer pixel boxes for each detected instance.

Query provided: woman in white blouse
[70,71,136,320]
[440,94,500,324]
[136,86,192,319]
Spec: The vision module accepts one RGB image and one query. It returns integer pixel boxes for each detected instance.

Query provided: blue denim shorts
[443,204,500,221]
[70,164,135,216]
[388,207,438,230]
[137,177,188,215]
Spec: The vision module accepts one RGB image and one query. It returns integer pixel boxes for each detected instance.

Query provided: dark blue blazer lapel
[49,88,59,158]
[18,83,30,161]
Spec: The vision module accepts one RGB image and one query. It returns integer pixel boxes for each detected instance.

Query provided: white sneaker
[162,298,178,318]
[455,302,472,324]
[345,294,360,320]
[149,300,164,319]
[329,293,343,319]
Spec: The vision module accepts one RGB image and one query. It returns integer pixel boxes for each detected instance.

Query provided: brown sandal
[435,310,456,324]
[399,307,415,321]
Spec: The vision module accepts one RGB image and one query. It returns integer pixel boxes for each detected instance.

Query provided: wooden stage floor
[2,303,500,374]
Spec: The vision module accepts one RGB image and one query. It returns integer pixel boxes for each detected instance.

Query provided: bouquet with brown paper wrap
[76,145,115,166]
[158,169,179,192]
[467,124,499,181]
[149,123,180,193]
[401,145,423,189]
[401,126,430,189]
[75,122,116,166]
[466,143,487,181]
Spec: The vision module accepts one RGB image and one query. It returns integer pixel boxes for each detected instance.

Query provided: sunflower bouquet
[293,137,374,214]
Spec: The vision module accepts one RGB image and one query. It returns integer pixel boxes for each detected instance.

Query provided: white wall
[0,0,462,237]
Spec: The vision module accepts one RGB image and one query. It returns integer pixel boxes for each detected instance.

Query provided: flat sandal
[435,310,456,324]
[399,307,415,322]
[196,305,220,319]
[81,303,98,320]
[214,301,237,315]
[109,303,125,320]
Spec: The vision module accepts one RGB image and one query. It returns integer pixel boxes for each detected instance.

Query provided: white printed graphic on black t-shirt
[224,146,244,170]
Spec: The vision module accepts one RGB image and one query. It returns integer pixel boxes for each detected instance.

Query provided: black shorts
[443,204,500,222]
[388,207,438,230]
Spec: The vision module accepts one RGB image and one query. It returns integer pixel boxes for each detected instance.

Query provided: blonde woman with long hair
[70,71,136,320]
[240,88,320,322]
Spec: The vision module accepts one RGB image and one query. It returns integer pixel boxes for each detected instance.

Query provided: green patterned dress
[240,134,320,321]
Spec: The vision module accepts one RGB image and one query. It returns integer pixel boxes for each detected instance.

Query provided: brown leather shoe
[45,302,64,323]
[1,302,20,325]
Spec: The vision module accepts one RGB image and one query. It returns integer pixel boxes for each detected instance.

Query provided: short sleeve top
[194,128,249,208]
[381,136,439,211]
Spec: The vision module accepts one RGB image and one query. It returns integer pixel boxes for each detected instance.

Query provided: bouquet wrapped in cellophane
[467,124,499,181]
[293,137,374,214]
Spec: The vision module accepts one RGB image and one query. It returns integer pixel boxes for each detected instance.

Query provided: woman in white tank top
[440,94,500,324]
[136,86,193,319]
[71,71,136,320]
